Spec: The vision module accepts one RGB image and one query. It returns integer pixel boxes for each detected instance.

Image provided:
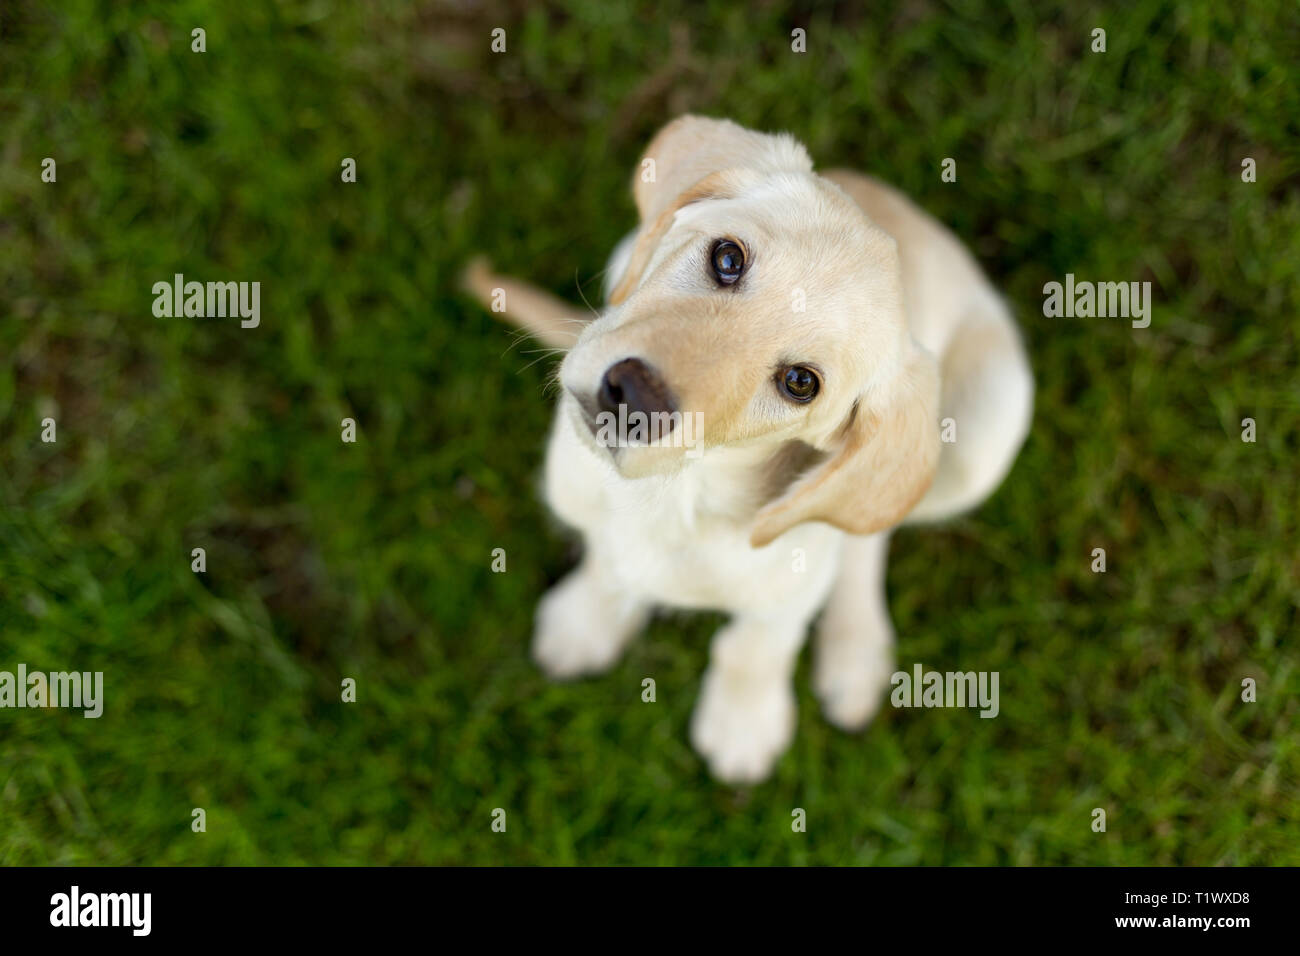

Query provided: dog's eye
[778,366,820,403]
[710,239,745,285]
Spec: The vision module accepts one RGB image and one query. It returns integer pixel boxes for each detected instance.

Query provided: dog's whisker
[574,268,602,320]
[518,348,568,374]
[498,321,583,361]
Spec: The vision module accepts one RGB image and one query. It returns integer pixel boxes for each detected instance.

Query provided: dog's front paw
[690,668,795,785]
[532,570,642,680]
[814,633,894,731]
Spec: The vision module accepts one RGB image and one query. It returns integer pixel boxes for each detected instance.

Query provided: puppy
[465,116,1033,783]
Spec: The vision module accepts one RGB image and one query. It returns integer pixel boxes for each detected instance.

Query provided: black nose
[597,357,677,430]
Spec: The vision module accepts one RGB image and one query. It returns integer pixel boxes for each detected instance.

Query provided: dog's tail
[460,258,588,351]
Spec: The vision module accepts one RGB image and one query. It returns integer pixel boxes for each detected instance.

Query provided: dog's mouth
[564,386,706,479]
[570,391,601,432]
[567,392,622,458]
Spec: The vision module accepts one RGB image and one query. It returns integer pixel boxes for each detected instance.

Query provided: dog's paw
[690,669,795,785]
[531,572,639,680]
[813,634,893,731]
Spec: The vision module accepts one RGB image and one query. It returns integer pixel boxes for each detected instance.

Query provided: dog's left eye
[778,366,820,403]
[710,239,745,285]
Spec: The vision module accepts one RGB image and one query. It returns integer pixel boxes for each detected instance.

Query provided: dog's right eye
[709,239,745,286]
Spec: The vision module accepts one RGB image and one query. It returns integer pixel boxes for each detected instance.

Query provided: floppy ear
[608,115,813,305]
[632,115,813,222]
[750,345,942,547]
[608,170,736,305]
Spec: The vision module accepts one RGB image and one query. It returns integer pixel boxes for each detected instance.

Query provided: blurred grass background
[1,0,1297,864]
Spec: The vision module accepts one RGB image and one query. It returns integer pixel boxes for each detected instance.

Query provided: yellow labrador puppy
[465,116,1032,783]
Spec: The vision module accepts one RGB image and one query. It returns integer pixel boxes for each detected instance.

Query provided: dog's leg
[532,550,649,679]
[461,258,589,351]
[690,610,810,783]
[813,531,895,730]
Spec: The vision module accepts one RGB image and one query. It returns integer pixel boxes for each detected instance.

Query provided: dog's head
[560,116,940,547]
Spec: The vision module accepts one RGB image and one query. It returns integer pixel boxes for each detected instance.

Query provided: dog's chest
[546,412,841,615]
[603,498,839,615]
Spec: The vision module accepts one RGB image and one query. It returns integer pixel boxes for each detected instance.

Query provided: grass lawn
[1,0,1296,864]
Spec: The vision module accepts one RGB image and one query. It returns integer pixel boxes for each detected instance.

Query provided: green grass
[1,0,1297,865]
